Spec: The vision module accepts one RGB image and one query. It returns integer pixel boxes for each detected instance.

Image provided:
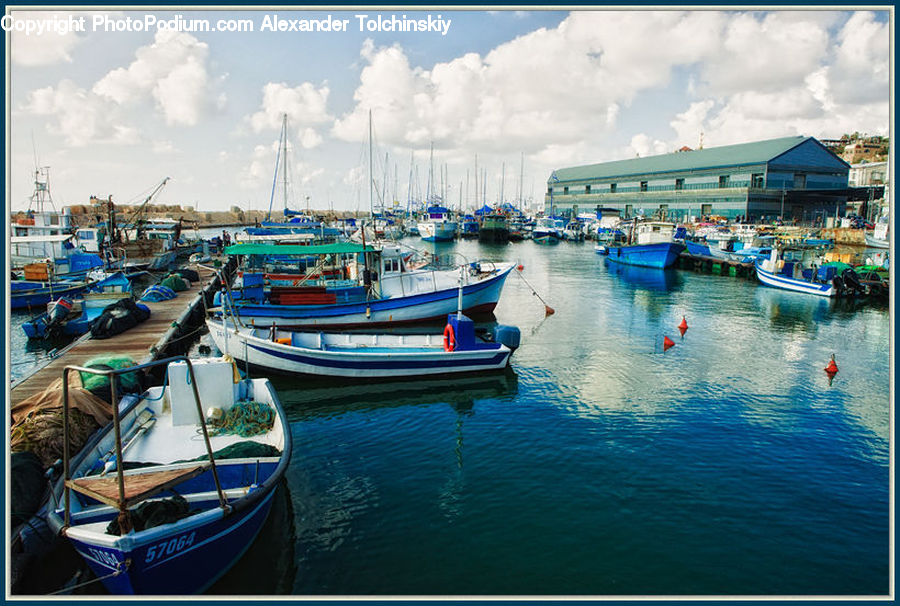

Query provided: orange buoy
[678,316,688,337]
[824,354,838,376]
[663,336,675,352]
[516,264,525,271]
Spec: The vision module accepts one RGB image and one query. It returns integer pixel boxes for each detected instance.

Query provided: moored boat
[216,242,516,328]
[206,313,519,379]
[532,217,564,245]
[607,221,685,268]
[418,205,458,242]
[47,356,291,595]
[754,248,867,297]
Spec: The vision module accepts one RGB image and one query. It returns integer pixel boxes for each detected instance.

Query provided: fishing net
[79,356,143,400]
[210,401,275,437]
[186,442,282,462]
[105,494,194,536]
[11,407,103,469]
[160,273,189,292]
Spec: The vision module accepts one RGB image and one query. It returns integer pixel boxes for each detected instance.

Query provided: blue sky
[8,8,891,214]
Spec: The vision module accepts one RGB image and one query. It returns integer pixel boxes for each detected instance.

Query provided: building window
[563,186,569,194]
[610,183,617,193]
[675,178,684,190]
[585,185,591,194]
[625,204,633,218]
[547,187,552,194]
[751,173,764,188]
[794,174,806,189]
[718,175,729,188]
[640,181,648,192]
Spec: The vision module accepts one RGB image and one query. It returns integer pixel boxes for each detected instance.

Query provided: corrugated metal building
[546,136,851,223]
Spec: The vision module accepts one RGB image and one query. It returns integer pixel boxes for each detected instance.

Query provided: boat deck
[10,265,218,407]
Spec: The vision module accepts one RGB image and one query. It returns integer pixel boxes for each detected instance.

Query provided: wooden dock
[675,253,757,280]
[10,264,222,407]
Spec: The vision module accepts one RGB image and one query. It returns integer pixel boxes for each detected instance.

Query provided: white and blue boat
[206,313,519,379]
[48,356,291,595]
[11,277,97,310]
[417,205,458,242]
[532,216,564,244]
[754,248,839,297]
[216,243,516,329]
[607,221,685,268]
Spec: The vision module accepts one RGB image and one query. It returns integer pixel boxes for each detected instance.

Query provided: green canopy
[225,242,377,256]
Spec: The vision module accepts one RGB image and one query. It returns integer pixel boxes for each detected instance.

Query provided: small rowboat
[206,313,520,379]
[47,356,291,595]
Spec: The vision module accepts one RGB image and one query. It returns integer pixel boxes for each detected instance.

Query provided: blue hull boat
[48,357,291,595]
[684,240,712,257]
[606,242,684,269]
[11,279,94,310]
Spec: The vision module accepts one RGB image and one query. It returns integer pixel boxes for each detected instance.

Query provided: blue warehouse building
[545,136,852,224]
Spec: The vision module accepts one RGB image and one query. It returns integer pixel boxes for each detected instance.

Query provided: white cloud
[247,82,332,136]
[10,11,86,66]
[630,134,668,158]
[25,80,139,147]
[93,29,214,126]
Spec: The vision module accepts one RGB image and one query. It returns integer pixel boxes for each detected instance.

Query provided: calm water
[11,235,892,596]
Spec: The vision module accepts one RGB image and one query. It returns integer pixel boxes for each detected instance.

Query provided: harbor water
[13,236,891,595]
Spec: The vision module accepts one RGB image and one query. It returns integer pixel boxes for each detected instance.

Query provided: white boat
[865,221,890,249]
[755,248,839,296]
[207,314,518,378]
[418,205,458,242]
[47,356,291,595]
[215,242,516,329]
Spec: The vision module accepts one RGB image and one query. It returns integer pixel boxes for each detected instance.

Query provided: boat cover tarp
[140,285,176,301]
[90,299,151,339]
[11,374,113,468]
[11,451,46,526]
[160,273,189,292]
[225,242,377,256]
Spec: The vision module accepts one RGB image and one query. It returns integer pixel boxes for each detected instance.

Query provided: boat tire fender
[443,324,456,352]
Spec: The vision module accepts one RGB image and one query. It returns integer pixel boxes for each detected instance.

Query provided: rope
[514,268,555,316]
[47,559,130,595]
[209,401,274,437]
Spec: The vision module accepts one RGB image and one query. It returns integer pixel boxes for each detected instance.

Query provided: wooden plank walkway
[9,265,218,407]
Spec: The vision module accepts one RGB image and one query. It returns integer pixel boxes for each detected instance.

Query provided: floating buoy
[678,316,688,337]
[824,354,838,376]
[517,264,524,271]
[663,336,675,352]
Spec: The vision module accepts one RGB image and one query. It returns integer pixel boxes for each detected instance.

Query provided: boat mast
[368,109,374,217]
[282,113,289,214]
[518,152,524,208]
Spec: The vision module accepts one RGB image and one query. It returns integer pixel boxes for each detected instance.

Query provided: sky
[6,7,892,214]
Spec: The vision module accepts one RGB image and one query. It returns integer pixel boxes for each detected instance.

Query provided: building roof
[550,136,822,183]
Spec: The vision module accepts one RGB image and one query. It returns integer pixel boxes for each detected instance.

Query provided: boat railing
[60,355,231,535]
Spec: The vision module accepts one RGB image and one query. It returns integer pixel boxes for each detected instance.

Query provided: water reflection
[604,260,683,292]
[207,479,297,595]
[274,366,518,422]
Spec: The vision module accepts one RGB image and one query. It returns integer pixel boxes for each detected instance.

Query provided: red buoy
[663,336,675,352]
[678,316,688,337]
[824,354,838,376]
[517,264,524,271]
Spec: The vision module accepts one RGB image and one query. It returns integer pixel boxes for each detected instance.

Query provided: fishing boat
[865,220,890,249]
[606,221,685,268]
[532,217,564,244]
[683,239,712,257]
[478,211,510,244]
[22,272,133,339]
[562,220,585,242]
[11,276,99,310]
[754,248,865,297]
[206,312,519,379]
[417,205,458,242]
[459,215,480,239]
[594,230,626,255]
[47,356,291,595]
[215,242,516,328]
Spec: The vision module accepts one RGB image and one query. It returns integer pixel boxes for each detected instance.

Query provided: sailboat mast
[500,162,506,205]
[281,114,288,212]
[368,109,374,216]
[519,152,524,207]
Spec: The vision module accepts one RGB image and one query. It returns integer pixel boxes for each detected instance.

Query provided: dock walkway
[10,265,219,407]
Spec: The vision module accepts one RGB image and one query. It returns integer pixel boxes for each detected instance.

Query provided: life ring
[443,324,455,352]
